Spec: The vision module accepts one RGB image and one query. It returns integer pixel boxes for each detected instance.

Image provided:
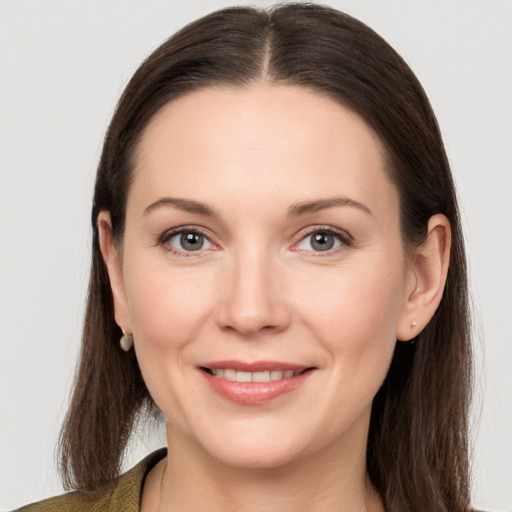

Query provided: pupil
[180,232,203,251]
[312,232,334,251]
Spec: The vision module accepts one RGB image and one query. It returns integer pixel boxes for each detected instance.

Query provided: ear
[97,211,132,333]
[396,214,451,341]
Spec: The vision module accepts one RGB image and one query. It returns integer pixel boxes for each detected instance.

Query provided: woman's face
[106,84,417,468]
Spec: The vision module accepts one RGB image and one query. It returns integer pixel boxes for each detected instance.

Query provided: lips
[199,360,315,405]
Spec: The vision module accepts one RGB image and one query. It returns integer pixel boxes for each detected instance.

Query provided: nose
[215,246,291,336]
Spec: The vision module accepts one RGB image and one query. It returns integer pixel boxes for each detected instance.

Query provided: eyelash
[158,225,353,257]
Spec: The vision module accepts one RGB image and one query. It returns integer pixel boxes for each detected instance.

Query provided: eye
[296,229,348,253]
[164,229,214,253]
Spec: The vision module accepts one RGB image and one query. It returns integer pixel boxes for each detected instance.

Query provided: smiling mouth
[200,367,313,383]
[199,363,316,404]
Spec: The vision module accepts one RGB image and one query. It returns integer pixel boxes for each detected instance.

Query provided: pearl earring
[120,331,134,351]
[410,321,417,329]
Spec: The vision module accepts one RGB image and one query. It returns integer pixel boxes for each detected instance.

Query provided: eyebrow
[287,197,373,217]
[143,195,373,218]
[144,197,217,217]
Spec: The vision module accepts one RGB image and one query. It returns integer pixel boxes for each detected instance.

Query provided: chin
[191,421,314,470]
[210,442,304,470]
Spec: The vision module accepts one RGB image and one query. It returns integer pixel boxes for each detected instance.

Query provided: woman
[15,3,474,511]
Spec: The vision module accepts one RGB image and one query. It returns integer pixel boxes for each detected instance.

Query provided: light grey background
[1,1,511,510]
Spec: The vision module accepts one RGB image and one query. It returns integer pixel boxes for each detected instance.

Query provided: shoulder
[12,448,167,512]
[12,488,113,512]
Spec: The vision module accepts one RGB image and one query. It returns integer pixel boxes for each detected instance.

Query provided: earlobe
[97,211,132,332]
[397,214,451,341]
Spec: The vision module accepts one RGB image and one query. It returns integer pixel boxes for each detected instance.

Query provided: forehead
[131,84,398,219]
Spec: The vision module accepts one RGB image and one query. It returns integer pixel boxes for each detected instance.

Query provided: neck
[148,421,384,512]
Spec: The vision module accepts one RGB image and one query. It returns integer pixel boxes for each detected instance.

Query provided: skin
[99,84,451,511]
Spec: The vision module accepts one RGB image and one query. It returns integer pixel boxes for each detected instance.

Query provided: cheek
[292,258,405,438]
[124,259,215,349]
[295,255,405,369]
[122,257,218,417]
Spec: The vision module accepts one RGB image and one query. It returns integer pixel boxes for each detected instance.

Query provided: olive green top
[13,449,167,512]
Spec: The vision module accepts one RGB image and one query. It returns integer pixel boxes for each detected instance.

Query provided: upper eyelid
[159,225,213,243]
[296,225,353,242]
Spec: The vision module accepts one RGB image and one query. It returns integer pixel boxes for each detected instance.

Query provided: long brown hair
[58,4,472,510]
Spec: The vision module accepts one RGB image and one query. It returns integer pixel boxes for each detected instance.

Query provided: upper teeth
[210,369,297,382]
